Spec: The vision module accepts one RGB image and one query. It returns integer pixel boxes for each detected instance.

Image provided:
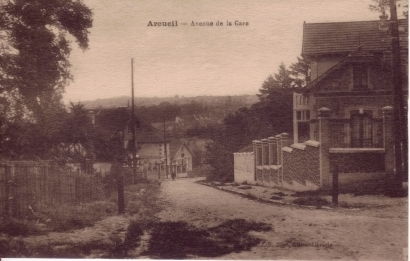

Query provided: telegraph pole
[388,0,406,195]
[131,58,137,184]
[163,116,169,178]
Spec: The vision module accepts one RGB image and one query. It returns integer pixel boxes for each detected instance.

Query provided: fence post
[4,164,10,219]
[114,164,125,214]
[332,165,339,206]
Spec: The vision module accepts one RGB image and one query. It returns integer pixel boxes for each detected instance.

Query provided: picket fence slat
[0,161,103,219]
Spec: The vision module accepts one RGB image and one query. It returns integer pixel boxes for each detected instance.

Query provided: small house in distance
[169,140,194,177]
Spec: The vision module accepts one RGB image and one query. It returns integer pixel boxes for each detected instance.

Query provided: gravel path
[157,178,407,260]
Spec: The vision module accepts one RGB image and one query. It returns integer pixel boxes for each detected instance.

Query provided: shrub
[0,218,42,237]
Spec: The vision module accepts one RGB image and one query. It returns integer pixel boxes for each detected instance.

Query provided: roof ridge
[304,18,407,25]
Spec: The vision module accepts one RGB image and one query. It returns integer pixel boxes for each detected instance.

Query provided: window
[350,110,373,147]
[353,64,368,90]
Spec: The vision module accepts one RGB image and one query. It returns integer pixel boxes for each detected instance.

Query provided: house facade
[294,19,408,145]
[122,126,170,166]
[169,140,194,177]
[234,18,408,191]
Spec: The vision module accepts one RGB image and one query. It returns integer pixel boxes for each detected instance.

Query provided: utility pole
[163,116,169,178]
[388,0,406,195]
[131,58,137,184]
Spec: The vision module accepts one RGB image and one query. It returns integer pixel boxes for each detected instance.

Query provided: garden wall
[233,152,255,185]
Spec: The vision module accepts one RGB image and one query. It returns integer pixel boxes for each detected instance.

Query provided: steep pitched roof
[302,19,408,57]
[305,47,379,91]
[169,140,194,159]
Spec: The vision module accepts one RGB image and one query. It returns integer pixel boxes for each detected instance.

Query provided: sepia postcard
[0,0,408,260]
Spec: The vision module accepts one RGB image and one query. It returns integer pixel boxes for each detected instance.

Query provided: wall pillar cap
[382,106,393,117]
[261,138,269,143]
[268,136,276,140]
[252,140,261,144]
[318,107,331,117]
[382,106,393,111]
[281,133,290,137]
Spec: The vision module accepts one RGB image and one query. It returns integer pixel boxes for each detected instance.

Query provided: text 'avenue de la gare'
[147,20,249,26]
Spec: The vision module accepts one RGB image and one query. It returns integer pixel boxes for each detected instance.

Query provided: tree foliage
[0,0,93,160]
[369,0,409,18]
[205,58,309,181]
[369,0,390,13]
[0,0,93,117]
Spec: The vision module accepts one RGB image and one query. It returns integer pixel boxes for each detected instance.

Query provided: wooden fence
[0,161,104,219]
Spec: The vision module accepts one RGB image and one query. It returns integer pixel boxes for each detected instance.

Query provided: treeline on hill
[136,101,210,123]
[204,58,310,182]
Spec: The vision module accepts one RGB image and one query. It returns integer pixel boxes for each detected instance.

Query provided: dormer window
[353,64,368,90]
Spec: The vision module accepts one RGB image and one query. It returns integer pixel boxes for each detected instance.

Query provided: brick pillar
[252,140,261,181]
[382,106,394,176]
[281,133,290,147]
[261,139,269,184]
[318,107,331,189]
[268,136,277,165]
[276,134,282,165]
[261,139,269,165]
[275,134,283,184]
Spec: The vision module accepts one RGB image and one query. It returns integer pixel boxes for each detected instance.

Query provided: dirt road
[156,178,407,260]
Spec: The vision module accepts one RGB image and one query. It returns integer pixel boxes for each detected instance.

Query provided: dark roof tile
[303,19,408,56]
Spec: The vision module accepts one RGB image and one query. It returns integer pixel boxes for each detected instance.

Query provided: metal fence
[0,161,104,219]
[329,118,383,148]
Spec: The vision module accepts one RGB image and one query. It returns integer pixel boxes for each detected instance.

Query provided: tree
[274,62,293,88]
[205,60,307,181]
[289,56,311,88]
[62,102,95,159]
[369,0,408,17]
[369,0,390,13]
[0,0,93,118]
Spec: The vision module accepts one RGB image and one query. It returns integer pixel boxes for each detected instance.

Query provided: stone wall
[234,106,393,191]
[233,152,255,185]
[282,141,320,190]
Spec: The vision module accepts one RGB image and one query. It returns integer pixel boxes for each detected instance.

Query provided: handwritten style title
[147,20,249,26]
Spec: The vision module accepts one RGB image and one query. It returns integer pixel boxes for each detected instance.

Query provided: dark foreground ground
[1,177,407,260]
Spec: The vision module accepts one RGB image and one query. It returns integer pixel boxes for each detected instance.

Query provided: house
[293,18,408,145]
[234,18,408,191]
[169,140,194,177]
[122,127,170,166]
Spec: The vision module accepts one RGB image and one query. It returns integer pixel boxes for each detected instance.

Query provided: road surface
[156,178,407,260]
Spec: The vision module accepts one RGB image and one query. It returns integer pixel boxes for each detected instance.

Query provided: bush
[0,218,42,237]
[37,200,117,232]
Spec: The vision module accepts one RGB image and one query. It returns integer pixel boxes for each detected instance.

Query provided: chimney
[379,11,389,32]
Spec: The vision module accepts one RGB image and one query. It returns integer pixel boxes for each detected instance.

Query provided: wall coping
[270,165,282,170]
[282,147,293,153]
[233,152,254,156]
[291,143,306,150]
[256,165,282,170]
[304,140,320,147]
[329,148,385,154]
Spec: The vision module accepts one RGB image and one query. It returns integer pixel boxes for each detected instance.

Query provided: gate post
[318,107,331,189]
[4,164,10,219]
[382,106,394,176]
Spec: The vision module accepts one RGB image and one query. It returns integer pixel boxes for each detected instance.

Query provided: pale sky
[64,0,388,103]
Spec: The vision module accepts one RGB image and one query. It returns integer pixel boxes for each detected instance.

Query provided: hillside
[81,95,259,109]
